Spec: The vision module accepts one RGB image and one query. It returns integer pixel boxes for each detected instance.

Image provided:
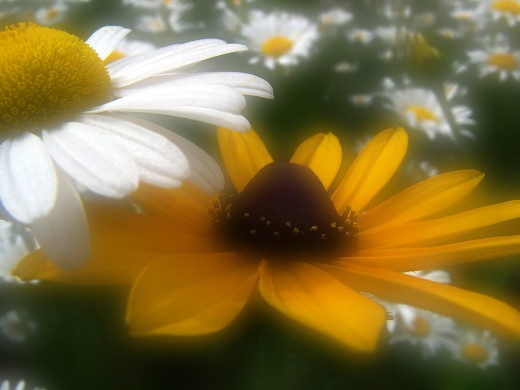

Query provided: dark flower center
[210,162,359,260]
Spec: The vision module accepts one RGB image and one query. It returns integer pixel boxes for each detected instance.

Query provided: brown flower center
[211,162,359,260]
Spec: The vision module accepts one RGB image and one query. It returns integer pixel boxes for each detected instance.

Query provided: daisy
[347,28,374,45]
[319,8,353,29]
[467,39,520,81]
[383,88,475,139]
[485,0,520,26]
[34,2,68,26]
[388,307,457,358]
[452,329,500,368]
[0,23,273,268]
[0,380,44,390]
[0,220,37,283]
[240,10,319,70]
[15,128,520,352]
[0,310,37,343]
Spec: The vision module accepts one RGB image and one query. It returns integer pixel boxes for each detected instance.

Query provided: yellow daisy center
[462,343,488,363]
[411,316,431,337]
[491,0,520,15]
[261,36,293,58]
[406,106,438,122]
[488,53,518,71]
[211,163,359,260]
[0,23,111,134]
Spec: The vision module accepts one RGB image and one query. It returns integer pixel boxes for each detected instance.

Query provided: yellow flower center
[462,343,488,363]
[411,316,431,337]
[488,53,518,71]
[211,163,359,260]
[491,0,520,15]
[406,106,438,122]
[261,36,293,58]
[0,23,111,134]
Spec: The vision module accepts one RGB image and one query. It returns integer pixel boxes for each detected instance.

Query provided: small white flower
[241,10,319,70]
[216,1,243,32]
[406,160,440,181]
[0,220,37,283]
[319,8,353,28]
[135,13,167,33]
[0,310,37,343]
[333,61,358,73]
[0,24,273,269]
[0,380,45,390]
[347,28,374,45]
[34,2,69,26]
[467,39,520,81]
[451,329,500,369]
[350,94,373,107]
[383,88,474,140]
[388,307,458,358]
[485,0,520,26]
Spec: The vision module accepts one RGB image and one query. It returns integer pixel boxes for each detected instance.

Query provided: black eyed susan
[15,127,520,352]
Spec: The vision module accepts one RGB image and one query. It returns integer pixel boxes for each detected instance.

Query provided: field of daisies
[1,0,520,389]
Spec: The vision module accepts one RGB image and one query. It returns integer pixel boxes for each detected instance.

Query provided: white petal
[43,122,139,198]
[32,170,90,270]
[90,84,251,131]
[85,26,132,61]
[0,133,57,224]
[79,114,190,188]
[117,72,274,99]
[107,39,248,87]
[115,115,225,194]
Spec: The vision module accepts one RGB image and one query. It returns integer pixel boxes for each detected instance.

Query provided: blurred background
[1,0,520,388]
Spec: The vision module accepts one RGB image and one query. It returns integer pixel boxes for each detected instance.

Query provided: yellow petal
[331,128,408,213]
[323,262,520,339]
[289,132,342,190]
[14,246,154,285]
[132,182,212,233]
[14,207,216,285]
[360,170,484,231]
[258,260,386,352]
[217,128,273,192]
[339,235,520,272]
[126,252,258,335]
[359,200,520,249]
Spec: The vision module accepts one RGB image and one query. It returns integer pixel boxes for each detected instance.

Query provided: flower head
[0,23,272,268]
[15,128,520,352]
[467,37,520,81]
[452,329,500,368]
[240,11,319,70]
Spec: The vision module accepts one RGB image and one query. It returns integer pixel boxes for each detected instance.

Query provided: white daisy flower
[485,0,520,26]
[34,2,68,26]
[406,160,440,181]
[383,88,475,140]
[333,61,358,74]
[240,10,319,70]
[0,219,37,283]
[388,307,458,358]
[135,13,167,33]
[319,8,353,28]
[350,94,373,107]
[467,40,520,81]
[347,28,374,45]
[452,329,500,369]
[438,28,463,40]
[0,310,37,343]
[216,1,243,32]
[0,380,45,390]
[0,24,273,269]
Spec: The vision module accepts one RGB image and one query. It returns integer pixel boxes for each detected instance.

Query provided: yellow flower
[14,128,520,352]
